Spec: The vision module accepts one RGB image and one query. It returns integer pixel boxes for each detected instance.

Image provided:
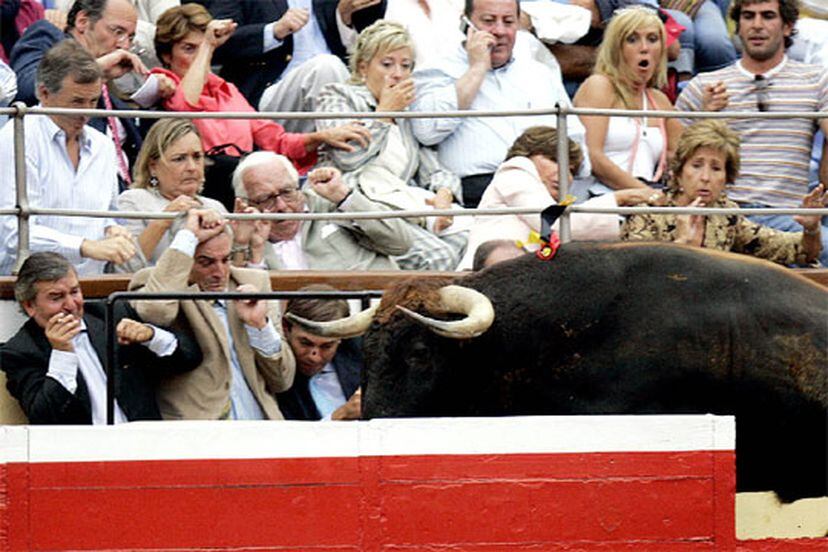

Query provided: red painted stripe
[13,451,735,550]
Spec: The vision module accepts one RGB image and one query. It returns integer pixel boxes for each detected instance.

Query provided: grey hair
[36,40,102,98]
[14,253,76,309]
[232,151,299,199]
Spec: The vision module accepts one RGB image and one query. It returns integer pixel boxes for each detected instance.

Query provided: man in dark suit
[0,252,202,424]
[276,286,363,421]
[10,0,152,187]
[208,0,386,131]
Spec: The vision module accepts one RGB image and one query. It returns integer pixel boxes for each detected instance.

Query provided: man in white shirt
[0,252,202,424]
[129,209,295,420]
[276,286,363,421]
[410,0,588,207]
[0,40,140,275]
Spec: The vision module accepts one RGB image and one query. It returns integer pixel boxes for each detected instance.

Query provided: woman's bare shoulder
[574,75,619,108]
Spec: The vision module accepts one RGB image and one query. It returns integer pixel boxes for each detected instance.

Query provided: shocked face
[621,24,663,86]
[676,147,728,206]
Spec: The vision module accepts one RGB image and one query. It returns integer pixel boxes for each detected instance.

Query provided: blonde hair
[670,120,741,190]
[594,7,668,109]
[348,20,415,84]
[132,118,203,190]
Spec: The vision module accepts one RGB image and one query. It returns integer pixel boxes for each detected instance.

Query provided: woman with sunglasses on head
[622,120,826,265]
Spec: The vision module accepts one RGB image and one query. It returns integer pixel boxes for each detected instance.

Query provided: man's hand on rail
[80,235,137,265]
[185,208,226,243]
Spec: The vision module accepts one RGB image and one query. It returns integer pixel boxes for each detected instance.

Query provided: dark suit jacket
[10,20,144,175]
[0,302,202,424]
[276,337,362,420]
[209,0,385,106]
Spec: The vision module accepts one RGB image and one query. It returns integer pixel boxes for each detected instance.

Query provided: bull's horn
[396,285,494,339]
[285,303,378,338]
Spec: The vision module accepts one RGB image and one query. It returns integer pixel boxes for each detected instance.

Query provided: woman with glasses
[573,7,682,198]
[116,118,226,266]
[622,120,826,265]
[315,20,467,271]
[151,4,371,211]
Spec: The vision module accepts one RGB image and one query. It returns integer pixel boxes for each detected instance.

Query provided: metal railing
[3,103,827,272]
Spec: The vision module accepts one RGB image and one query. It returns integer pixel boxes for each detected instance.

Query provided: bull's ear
[284,304,378,338]
[395,285,494,339]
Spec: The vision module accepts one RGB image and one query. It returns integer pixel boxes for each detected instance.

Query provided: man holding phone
[410,0,588,207]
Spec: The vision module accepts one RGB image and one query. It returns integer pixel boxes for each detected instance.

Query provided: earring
[150,175,159,187]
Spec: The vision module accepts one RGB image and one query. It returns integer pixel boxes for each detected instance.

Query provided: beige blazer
[263,189,413,271]
[128,248,295,420]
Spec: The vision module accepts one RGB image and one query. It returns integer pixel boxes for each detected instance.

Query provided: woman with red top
[152,3,369,209]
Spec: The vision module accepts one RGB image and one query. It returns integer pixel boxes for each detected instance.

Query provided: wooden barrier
[0,268,826,299]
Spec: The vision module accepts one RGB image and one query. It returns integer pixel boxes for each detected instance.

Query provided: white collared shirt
[46,319,177,425]
[308,363,347,420]
[0,113,120,275]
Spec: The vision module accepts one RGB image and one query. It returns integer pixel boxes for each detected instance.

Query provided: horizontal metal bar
[23,205,828,221]
[108,290,384,304]
[19,105,828,121]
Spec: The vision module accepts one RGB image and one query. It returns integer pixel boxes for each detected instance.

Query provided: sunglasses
[754,74,768,112]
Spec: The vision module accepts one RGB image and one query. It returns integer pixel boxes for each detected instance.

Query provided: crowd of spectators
[0,0,826,424]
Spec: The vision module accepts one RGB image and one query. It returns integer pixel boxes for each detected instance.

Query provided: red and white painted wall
[0,415,823,551]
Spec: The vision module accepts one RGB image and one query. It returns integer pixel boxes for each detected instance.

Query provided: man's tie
[101,83,133,186]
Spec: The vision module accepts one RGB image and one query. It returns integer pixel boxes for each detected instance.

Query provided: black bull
[358,243,827,502]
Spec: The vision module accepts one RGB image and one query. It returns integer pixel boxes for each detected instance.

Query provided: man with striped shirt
[676,0,827,263]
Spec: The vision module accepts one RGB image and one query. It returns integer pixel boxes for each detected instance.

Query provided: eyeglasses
[106,24,134,46]
[247,188,302,210]
[754,74,768,112]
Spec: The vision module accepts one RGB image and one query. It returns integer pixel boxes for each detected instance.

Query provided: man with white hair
[230,151,412,270]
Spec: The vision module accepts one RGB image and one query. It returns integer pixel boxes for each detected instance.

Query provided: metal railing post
[556,104,571,243]
[11,102,29,275]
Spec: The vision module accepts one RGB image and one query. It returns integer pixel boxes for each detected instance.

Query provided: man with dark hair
[0,40,141,275]
[129,209,296,420]
[677,0,828,264]
[410,0,587,207]
[0,252,202,424]
[10,0,150,186]
[276,285,363,421]
[208,0,387,131]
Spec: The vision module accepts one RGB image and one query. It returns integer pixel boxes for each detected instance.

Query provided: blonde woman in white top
[574,7,682,196]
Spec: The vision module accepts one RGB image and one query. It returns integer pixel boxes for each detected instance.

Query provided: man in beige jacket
[129,209,295,420]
